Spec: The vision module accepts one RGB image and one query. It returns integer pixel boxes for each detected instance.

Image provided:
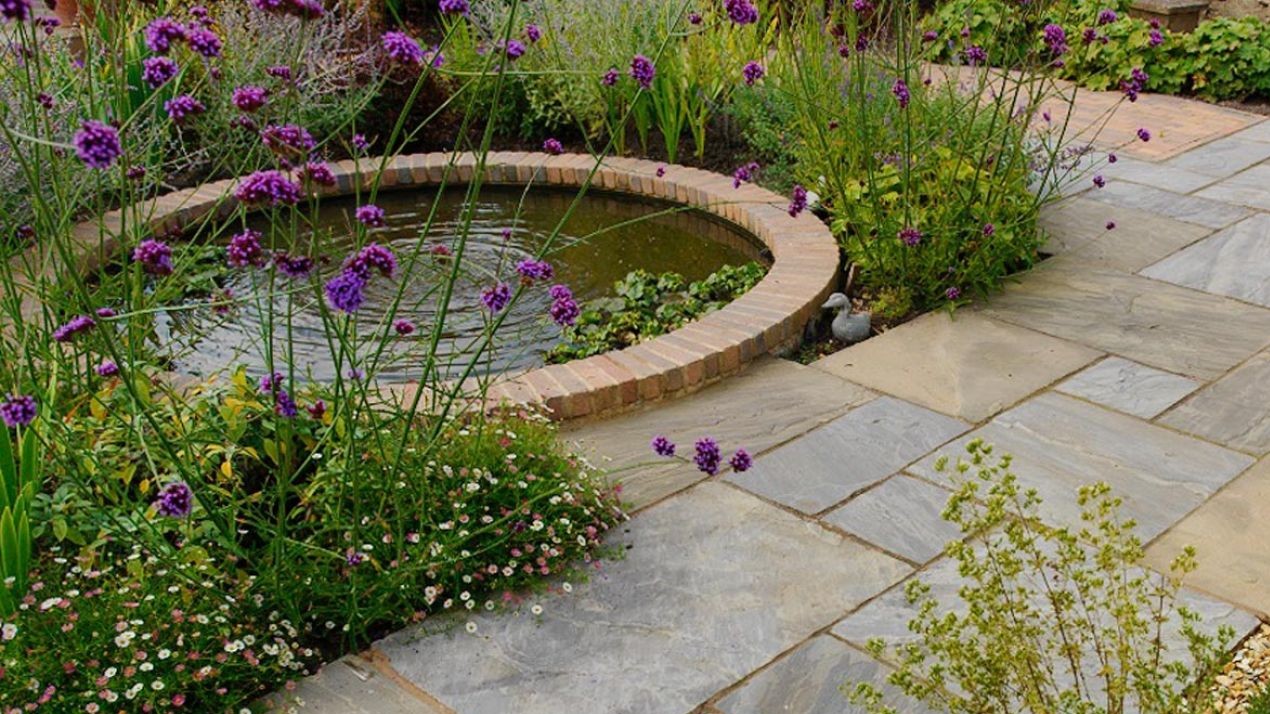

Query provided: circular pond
[163,186,767,382]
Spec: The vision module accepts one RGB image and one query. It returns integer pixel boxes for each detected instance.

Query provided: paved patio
[276,89,1270,713]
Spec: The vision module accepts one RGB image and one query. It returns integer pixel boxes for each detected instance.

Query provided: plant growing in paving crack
[847,439,1236,714]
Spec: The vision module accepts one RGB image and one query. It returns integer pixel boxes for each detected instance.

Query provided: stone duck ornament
[822,265,870,344]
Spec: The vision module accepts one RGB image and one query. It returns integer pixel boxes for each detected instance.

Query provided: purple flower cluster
[1097,8,1118,25]
[142,56,179,88]
[144,17,187,54]
[481,282,512,313]
[542,137,564,154]
[1,0,32,22]
[274,253,314,278]
[601,67,620,86]
[133,239,174,275]
[630,54,656,89]
[651,435,751,474]
[515,259,555,283]
[53,315,95,342]
[261,123,316,158]
[548,284,579,326]
[693,437,721,475]
[500,39,526,59]
[1137,127,1151,142]
[345,243,397,279]
[302,161,337,187]
[1121,67,1149,102]
[1149,28,1165,47]
[742,60,765,86]
[1092,175,1106,188]
[73,120,122,170]
[252,0,324,19]
[232,85,269,112]
[382,31,424,65]
[154,481,193,518]
[355,204,387,228]
[267,65,293,81]
[787,184,808,217]
[438,0,468,13]
[946,286,962,301]
[724,0,758,25]
[235,170,303,206]
[732,161,758,188]
[729,449,752,472]
[164,94,205,123]
[186,26,221,58]
[892,78,910,109]
[96,360,120,377]
[1043,23,1068,58]
[964,45,987,66]
[898,226,923,247]
[324,272,367,314]
[651,435,676,456]
[325,244,398,313]
[0,394,36,428]
[525,23,541,42]
[393,319,415,335]
[227,229,266,267]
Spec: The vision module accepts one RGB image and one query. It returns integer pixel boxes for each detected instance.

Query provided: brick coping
[25,152,839,421]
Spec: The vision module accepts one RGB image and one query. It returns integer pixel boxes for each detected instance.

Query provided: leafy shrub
[849,440,1236,714]
[1250,686,1270,714]
[724,84,800,193]
[547,263,766,363]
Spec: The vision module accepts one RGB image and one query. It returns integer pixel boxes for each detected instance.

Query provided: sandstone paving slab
[1229,120,1270,144]
[1082,181,1250,229]
[258,656,451,714]
[834,553,1260,666]
[713,636,936,714]
[1145,456,1270,617]
[1195,164,1270,211]
[1157,350,1270,456]
[907,392,1255,542]
[977,262,1270,380]
[812,311,1101,423]
[1055,356,1201,419]
[1098,154,1217,194]
[374,482,911,714]
[1039,197,1213,273]
[726,397,969,514]
[1163,135,1270,178]
[822,475,962,565]
[1140,213,1270,309]
[561,357,874,509]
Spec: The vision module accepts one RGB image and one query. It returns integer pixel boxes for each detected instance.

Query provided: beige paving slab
[1040,197,1213,273]
[258,655,450,714]
[1158,350,1270,456]
[562,357,874,509]
[1145,456,1270,618]
[977,262,1270,380]
[812,311,1101,422]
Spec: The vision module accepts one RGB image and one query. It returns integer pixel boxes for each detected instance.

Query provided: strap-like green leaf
[19,426,37,491]
[0,509,17,582]
[0,430,15,511]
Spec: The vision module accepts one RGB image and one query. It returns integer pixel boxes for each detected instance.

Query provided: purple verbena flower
[235,170,303,206]
[352,133,370,153]
[260,123,315,158]
[983,223,995,236]
[267,65,293,81]
[629,54,655,90]
[898,227,923,247]
[1097,9,1118,25]
[788,184,808,217]
[144,17,186,54]
[302,161,337,186]
[693,437,721,475]
[164,94,205,123]
[1093,175,1106,188]
[601,67,619,86]
[481,282,512,313]
[325,271,367,313]
[1106,220,1117,230]
[345,243,397,279]
[542,137,564,154]
[382,31,424,64]
[274,389,297,418]
[1149,28,1164,47]
[273,253,315,278]
[728,448,752,472]
[393,319,415,335]
[232,85,268,112]
[141,56,179,89]
[73,120,122,169]
[651,435,675,457]
[1137,127,1151,142]
[515,259,554,283]
[656,165,666,177]
[227,229,265,267]
[355,204,386,228]
[438,0,468,13]
[96,360,119,377]
[0,395,36,428]
[258,371,285,393]
[525,23,541,42]
[946,286,962,300]
[133,239,174,275]
[548,284,579,326]
[732,161,758,188]
[154,481,193,518]
[96,307,117,318]
[53,315,95,342]
[185,26,221,58]
[1,0,32,22]
[1043,23,1068,56]
[892,78,910,108]
[724,0,757,25]
[964,45,987,66]
[742,60,765,86]
[688,11,702,24]
[307,400,326,419]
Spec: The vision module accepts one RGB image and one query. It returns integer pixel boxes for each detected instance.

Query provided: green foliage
[0,426,38,617]
[1169,17,1270,101]
[1249,686,1270,714]
[849,440,1235,714]
[725,84,800,193]
[546,262,766,363]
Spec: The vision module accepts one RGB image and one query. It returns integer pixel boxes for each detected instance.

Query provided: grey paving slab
[1099,154,1217,193]
[561,357,875,509]
[714,636,936,714]
[1158,350,1270,456]
[822,475,962,565]
[1055,356,1201,419]
[813,311,1100,423]
[834,554,1260,669]
[1082,181,1250,229]
[726,397,969,514]
[258,656,451,714]
[907,392,1255,541]
[977,262,1270,380]
[1040,197,1213,272]
[374,483,911,714]
[1228,120,1270,144]
[1195,164,1270,211]
[1140,213,1270,308]
[1146,456,1270,617]
[1163,135,1270,178]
